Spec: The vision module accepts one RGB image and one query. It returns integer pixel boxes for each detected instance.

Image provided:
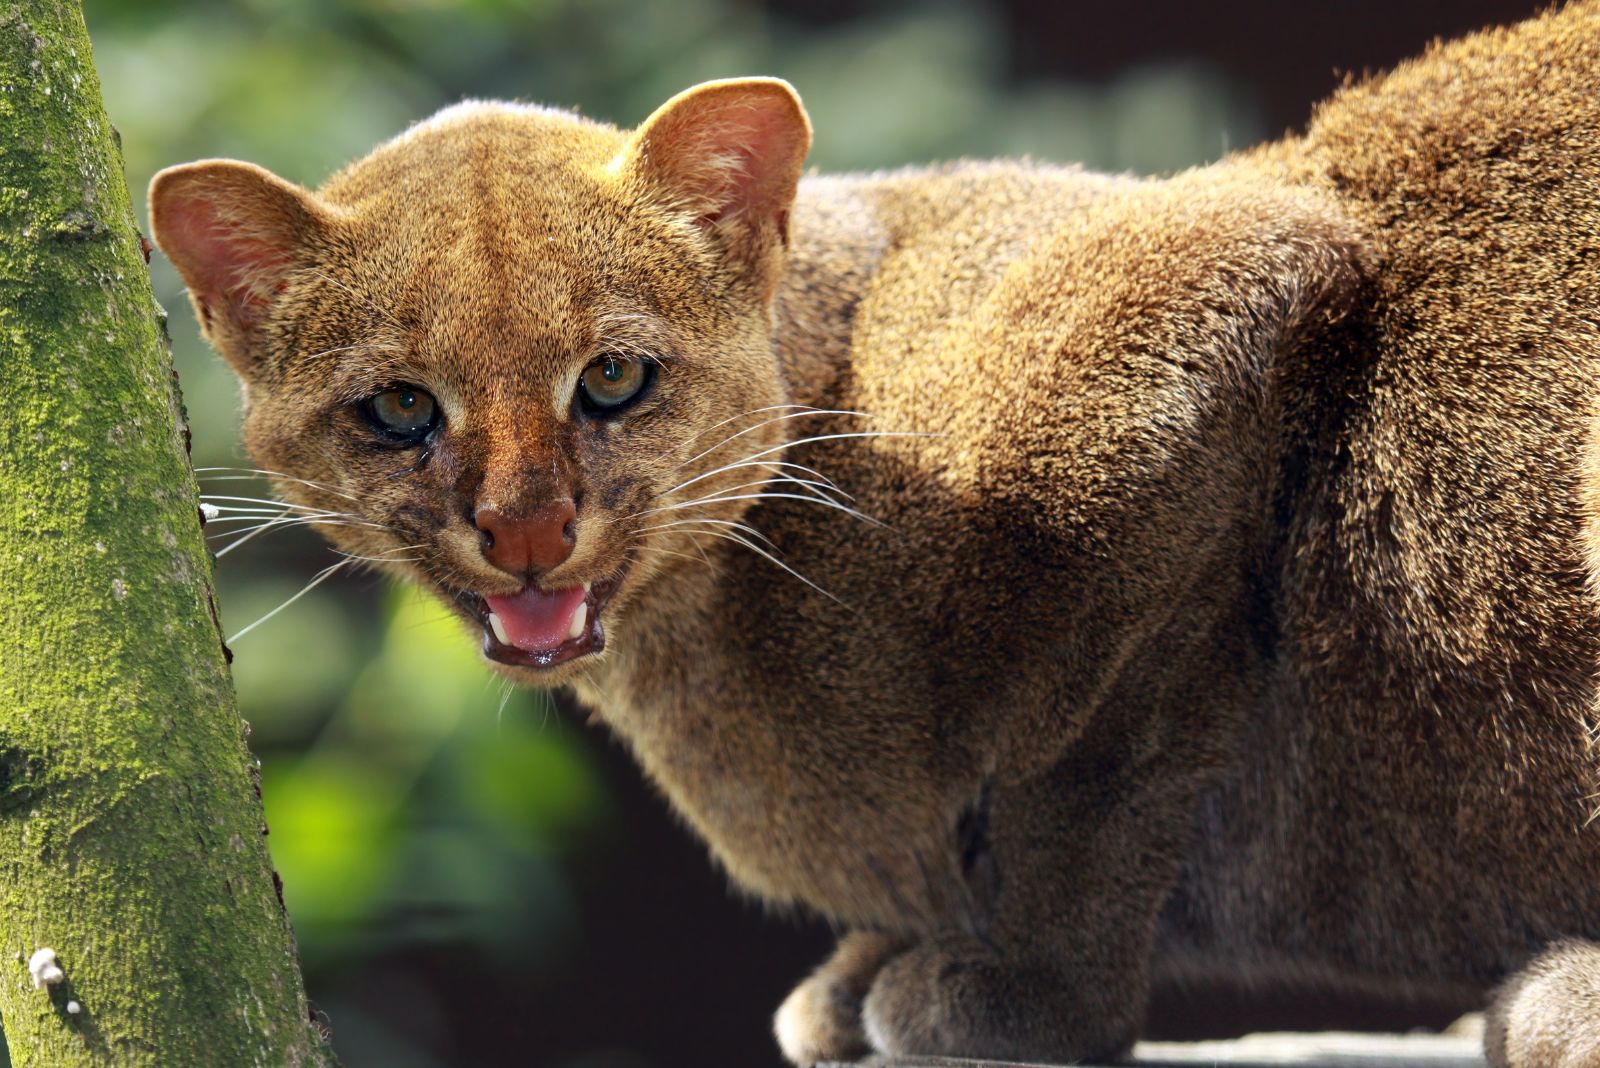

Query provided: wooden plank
[821,1030,1487,1068]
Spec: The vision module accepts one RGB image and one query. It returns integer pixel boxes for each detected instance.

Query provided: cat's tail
[1486,938,1600,1067]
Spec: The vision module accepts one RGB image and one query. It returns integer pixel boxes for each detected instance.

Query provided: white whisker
[644,522,844,606]
[732,430,938,469]
[675,408,874,472]
[496,678,516,728]
[671,404,845,453]
[228,559,351,642]
[200,494,352,515]
[633,516,779,548]
[197,468,362,502]
[332,544,425,565]
[210,509,293,558]
[654,458,846,503]
[301,343,367,362]
[630,472,846,519]
[633,544,715,569]
[202,506,305,518]
[210,514,388,558]
[204,513,385,532]
[641,490,886,528]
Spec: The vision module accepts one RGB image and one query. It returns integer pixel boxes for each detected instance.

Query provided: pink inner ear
[637,88,808,235]
[162,194,293,329]
[694,107,801,228]
[697,112,790,225]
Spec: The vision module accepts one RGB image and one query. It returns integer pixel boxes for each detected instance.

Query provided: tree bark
[0,2,334,1064]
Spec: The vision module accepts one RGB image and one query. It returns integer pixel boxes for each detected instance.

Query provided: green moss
[0,3,333,1064]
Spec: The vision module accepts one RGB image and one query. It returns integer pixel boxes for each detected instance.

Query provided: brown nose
[475,499,577,577]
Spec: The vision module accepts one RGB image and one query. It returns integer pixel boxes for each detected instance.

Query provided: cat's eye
[362,386,439,444]
[577,356,652,415]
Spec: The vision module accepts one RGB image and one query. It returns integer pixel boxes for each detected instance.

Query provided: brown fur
[150,7,1600,1064]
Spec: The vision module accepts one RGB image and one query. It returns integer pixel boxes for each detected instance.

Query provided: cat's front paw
[775,969,870,1065]
[860,937,1138,1062]
[1487,939,1600,1068]
[775,931,906,1066]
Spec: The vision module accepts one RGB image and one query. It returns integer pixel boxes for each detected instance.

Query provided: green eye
[578,356,652,414]
[363,386,438,443]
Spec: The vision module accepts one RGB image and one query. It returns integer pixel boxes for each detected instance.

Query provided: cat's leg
[774,930,908,1065]
[859,932,1144,1062]
[857,782,1164,1059]
[1486,938,1600,1068]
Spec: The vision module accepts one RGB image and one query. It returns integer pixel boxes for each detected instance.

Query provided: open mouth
[470,568,626,670]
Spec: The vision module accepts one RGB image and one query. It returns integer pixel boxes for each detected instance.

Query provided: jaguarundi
[149,2,1600,1064]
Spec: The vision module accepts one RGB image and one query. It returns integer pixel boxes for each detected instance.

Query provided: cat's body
[151,3,1600,1065]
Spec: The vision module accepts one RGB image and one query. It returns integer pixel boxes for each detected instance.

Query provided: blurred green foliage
[77,0,1256,1062]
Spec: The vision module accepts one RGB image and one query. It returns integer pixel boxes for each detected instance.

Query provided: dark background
[82,1,1541,1064]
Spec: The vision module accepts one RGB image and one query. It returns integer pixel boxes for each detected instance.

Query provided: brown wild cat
[149,4,1600,1065]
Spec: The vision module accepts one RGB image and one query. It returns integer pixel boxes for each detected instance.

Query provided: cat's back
[1218,0,1600,966]
[809,161,1134,393]
[799,162,1145,491]
[1275,0,1600,710]
[1301,0,1600,215]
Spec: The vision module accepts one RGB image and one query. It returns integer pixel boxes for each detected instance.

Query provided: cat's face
[151,81,811,683]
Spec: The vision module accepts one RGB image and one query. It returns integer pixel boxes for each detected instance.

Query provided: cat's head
[150,79,812,682]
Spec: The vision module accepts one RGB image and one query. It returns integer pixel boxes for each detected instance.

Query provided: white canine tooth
[487,611,510,646]
[582,580,592,594]
[568,600,588,640]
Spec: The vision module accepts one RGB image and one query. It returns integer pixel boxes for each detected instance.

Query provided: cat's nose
[475,499,577,577]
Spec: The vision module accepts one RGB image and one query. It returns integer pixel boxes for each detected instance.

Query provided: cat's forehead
[307,102,717,377]
[321,102,629,244]
[325,101,623,198]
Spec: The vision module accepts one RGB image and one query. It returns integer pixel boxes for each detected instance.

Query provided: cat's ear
[614,77,812,261]
[148,160,329,375]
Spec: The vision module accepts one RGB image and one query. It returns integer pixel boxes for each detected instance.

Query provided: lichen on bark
[0,2,334,1064]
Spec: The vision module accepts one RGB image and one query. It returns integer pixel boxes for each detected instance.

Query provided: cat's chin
[453,564,629,675]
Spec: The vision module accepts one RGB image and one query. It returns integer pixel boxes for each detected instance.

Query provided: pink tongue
[485,585,587,652]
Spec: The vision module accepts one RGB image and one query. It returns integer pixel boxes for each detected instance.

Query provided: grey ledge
[822,1030,1487,1068]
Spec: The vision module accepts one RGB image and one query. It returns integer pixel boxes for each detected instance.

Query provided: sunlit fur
[152,8,1600,1065]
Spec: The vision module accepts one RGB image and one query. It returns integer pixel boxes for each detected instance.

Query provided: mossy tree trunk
[0,2,334,1064]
